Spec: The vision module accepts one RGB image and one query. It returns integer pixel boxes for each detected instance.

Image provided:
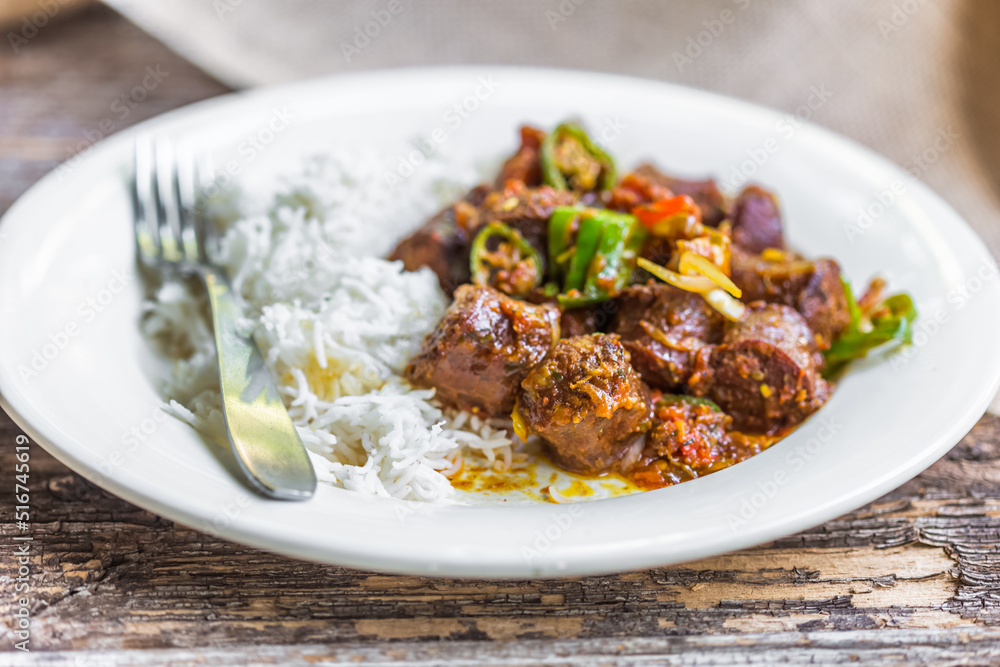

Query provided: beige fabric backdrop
[103,0,1000,410]
[103,0,1000,251]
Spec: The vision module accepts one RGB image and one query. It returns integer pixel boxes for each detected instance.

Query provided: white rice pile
[140,148,515,502]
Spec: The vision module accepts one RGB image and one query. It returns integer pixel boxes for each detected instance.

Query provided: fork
[132,135,317,500]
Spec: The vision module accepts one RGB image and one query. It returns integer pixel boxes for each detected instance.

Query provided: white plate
[2,67,999,577]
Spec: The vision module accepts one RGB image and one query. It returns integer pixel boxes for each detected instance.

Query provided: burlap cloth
[103,0,1000,411]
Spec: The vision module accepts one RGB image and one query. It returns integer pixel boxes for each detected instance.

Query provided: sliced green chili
[541,122,618,192]
[562,214,603,293]
[469,221,543,297]
[556,289,604,309]
[823,277,917,377]
[547,206,581,285]
[556,209,640,308]
[585,216,629,292]
[658,394,723,412]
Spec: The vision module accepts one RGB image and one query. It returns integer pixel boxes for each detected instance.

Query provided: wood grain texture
[5,632,1000,667]
[0,0,95,30]
[2,6,1000,666]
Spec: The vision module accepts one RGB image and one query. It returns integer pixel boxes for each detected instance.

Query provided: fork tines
[132,135,206,267]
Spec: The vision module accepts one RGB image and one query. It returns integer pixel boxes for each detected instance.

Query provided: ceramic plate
[2,67,999,577]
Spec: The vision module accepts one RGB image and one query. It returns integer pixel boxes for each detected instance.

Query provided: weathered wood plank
[0,4,230,213]
[6,631,1000,667]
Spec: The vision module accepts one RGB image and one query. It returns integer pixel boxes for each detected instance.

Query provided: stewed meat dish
[394,122,917,491]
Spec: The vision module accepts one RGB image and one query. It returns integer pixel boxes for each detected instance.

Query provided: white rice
[141,148,514,502]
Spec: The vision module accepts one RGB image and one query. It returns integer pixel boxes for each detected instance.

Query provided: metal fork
[132,135,317,500]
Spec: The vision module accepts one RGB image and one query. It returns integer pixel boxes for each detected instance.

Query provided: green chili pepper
[562,214,603,293]
[584,216,629,292]
[541,123,618,192]
[548,206,581,285]
[658,394,723,412]
[556,289,603,309]
[469,221,543,297]
[844,275,863,329]
[823,278,917,377]
[556,209,640,308]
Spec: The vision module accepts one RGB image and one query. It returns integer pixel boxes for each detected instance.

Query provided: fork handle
[202,268,317,500]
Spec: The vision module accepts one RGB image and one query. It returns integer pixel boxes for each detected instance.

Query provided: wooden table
[3,6,1000,665]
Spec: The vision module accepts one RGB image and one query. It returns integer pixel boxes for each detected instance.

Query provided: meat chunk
[605,169,673,212]
[516,334,651,475]
[611,282,726,391]
[630,396,730,485]
[406,285,560,416]
[630,164,729,227]
[731,247,849,349]
[645,396,732,470]
[731,185,784,253]
[388,186,489,294]
[559,300,618,338]
[477,181,578,257]
[496,125,546,187]
[560,307,600,338]
[689,303,830,433]
[629,396,771,488]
